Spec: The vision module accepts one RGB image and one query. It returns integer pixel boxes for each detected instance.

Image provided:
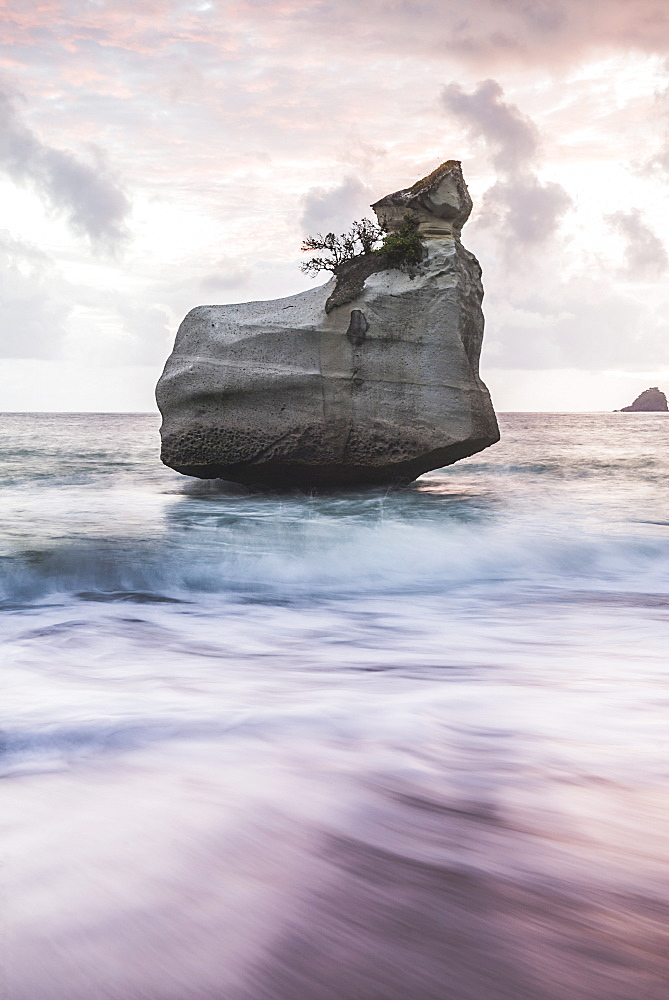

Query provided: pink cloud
[3,1,669,71]
[218,0,669,65]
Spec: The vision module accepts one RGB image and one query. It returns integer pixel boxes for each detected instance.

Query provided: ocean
[1,411,668,999]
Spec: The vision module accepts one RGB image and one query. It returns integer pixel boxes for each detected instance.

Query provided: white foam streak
[1,517,668,606]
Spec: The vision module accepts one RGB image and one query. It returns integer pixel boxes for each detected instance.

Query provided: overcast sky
[1,0,669,411]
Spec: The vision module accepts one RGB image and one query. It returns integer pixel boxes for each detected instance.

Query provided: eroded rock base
[164,437,495,488]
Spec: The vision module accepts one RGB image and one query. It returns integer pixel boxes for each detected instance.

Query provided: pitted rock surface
[156,162,499,487]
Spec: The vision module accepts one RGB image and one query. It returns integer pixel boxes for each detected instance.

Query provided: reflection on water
[1,412,669,999]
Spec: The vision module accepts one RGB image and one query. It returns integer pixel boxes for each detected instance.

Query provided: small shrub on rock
[375,215,425,269]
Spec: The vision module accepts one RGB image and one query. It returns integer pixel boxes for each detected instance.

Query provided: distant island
[617,387,668,412]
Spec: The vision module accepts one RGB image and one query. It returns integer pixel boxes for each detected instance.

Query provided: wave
[453,457,668,480]
[1,518,668,606]
[0,716,250,775]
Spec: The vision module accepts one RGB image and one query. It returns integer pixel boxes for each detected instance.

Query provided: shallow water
[1,411,669,999]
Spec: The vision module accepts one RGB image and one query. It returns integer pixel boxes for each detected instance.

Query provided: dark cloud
[300,176,374,237]
[606,209,668,279]
[442,80,572,246]
[482,176,573,245]
[0,84,131,251]
[442,80,538,173]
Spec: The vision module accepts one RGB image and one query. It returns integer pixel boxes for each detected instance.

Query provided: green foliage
[374,215,425,269]
[300,218,384,276]
[300,214,426,277]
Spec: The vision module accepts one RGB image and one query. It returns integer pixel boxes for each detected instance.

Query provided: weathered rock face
[371,159,473,239]
[156,160,499,487]
[619,387,668,412]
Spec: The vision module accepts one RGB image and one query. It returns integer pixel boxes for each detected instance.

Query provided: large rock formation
[618,387,668,412]
[156,160,499,487]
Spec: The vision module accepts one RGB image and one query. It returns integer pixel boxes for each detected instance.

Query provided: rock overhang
[371,160,473,239]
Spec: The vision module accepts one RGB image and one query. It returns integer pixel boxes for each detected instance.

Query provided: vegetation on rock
[300,214,425,277]
[300,218,384,276]
[374,215,425,268]
[407,160,460,195]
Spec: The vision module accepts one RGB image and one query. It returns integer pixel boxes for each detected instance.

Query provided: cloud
[645,77,669,179]
[483,275,669,371]
[202,1,669,69]
[442,79,538,173]
[481,176,573,245]
[0,83,131,251]
[200,258,251,293]
[300,176,374,237]
[0,0,667,409]
[113,302,174,366]
[442,80,572,246]
[7,1,669,72]
[0,230,72,359]
[649,142,669,178]
[606,208,668,279]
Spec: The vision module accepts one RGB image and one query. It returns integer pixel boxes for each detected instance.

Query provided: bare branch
[300,218,385,277]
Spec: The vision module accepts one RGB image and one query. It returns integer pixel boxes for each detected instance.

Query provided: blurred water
[1,411,668,999]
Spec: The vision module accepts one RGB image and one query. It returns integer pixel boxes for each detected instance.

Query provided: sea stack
[618,387,668,412]
[156,160,500,487]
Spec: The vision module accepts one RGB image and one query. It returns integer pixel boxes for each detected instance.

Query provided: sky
[1,0,669,411]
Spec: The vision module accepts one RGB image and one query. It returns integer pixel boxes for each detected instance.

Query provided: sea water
[1,411,668,999]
